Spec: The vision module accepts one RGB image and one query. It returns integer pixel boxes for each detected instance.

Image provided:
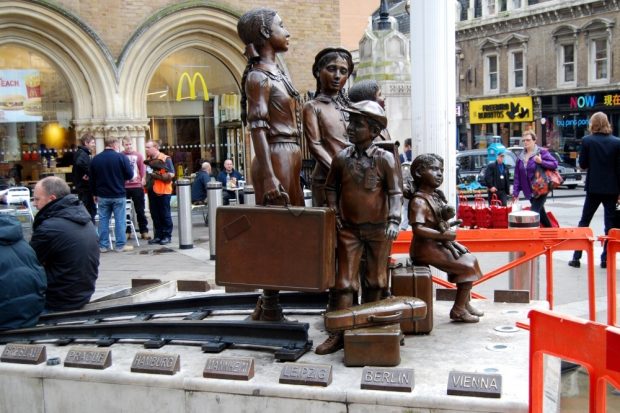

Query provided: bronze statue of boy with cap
[316,100,403,354]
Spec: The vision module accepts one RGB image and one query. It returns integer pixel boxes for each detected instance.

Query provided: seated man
[0,214,46,330]
[30,176,99,312]
[191,161,211,204]
[217,159,244,205]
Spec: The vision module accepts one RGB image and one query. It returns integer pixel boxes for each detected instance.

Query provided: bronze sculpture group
[237,7,483,354]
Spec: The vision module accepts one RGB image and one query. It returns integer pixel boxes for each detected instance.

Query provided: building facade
[0,0,340,184]
[456,0,620,165]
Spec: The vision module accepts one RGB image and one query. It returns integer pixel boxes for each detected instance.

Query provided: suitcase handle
[262,189,290,206]
[368,311,403,323]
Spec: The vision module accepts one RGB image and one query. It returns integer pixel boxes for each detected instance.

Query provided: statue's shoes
[449,309,479,323]
[466,303,484,317]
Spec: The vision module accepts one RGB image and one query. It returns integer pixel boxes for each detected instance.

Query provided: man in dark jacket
[0,214,46,330]
[31,176,99,311]
[72,133,96,222]
[216,159,244,205]
[191,161,211,204]
[569,112,620,269]
[484,147,510,206]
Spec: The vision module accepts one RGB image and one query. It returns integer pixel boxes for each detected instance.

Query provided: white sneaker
[116,245,134,252]
[99,247,111,253]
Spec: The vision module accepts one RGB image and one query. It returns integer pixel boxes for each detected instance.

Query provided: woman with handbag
[512,131,558,227]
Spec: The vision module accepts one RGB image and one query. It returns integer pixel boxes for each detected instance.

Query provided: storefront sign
[0,69,43,123]
[176,72,209,102]
[469,96,533,124]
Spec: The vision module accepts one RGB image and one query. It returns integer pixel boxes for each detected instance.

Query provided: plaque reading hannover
[64,348,111,370]
[131,351,180,375]
[360,367,414,392]
[447,371,502,398]
[279,363,332,387]
[1,343,47,365]
[203,357,254,380]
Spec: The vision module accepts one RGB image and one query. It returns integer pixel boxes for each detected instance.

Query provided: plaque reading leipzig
[360,367,414,392]
[279,363,332,387]
[131,351,180,375]
[64,348,112,370]
[203,357,254,380]
[447,371,502,398]
[1,343,47,365]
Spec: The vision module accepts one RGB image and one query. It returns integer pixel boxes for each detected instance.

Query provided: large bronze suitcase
[323,296,426,332]
[390,265,434,334]
[215,205,336,292]
[344,323,403,367]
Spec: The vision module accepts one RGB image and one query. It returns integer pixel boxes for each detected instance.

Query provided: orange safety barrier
[528,309,620,413]
[598,228,620,326]
[391,228,598,320]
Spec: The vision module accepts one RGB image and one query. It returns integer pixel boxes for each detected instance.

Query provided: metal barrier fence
[599,228,620,326]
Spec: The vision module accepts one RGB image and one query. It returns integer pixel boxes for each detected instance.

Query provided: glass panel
[515,70,523,88]
[564,64,575,82]
[563,45,574,63]
[513,52,523,70]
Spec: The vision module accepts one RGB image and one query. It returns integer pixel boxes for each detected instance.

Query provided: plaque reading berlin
[130,351,180,375]
[447,371,502,398]
[64,348,111,370]
[360,367,414,392]
[203,357,254,380]
[1,343,47,365]
[279,363,332,387]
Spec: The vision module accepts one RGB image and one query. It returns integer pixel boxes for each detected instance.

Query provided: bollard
[176,179,193,250]
[508,210,540,299]
[207,181,222,260]
[304,188,312,207]
[244,185,256,206]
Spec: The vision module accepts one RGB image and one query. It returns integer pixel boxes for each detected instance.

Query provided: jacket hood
[0,215,23,245]
[33,194,92,230]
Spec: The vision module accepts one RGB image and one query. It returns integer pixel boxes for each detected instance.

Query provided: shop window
[484,53,499,95]
[588,37,609,85]
[557,43,576,88]
[509,49,525,92]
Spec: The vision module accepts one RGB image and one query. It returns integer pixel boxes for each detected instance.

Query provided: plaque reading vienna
[360,367,414,392]
[447,371,502,398]
[131,351,180,375]
[203,357,254,381]
[279,363,332,387]
[1,343,47,365]
[64,348,111,370]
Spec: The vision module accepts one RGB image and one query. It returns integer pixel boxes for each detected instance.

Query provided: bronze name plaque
[279,363,332,387]
[1,343,46,365]
[360,367,414,392]
[203,357,254,380]
[131,351,180,375]
[64,348,111,370]
[447,371,502,398]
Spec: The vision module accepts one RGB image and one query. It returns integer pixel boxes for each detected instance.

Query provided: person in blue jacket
[0,214,46,330]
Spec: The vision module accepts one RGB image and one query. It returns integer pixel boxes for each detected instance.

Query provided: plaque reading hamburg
[131,351,180,375]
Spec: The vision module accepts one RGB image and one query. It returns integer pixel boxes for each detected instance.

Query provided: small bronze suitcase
[344,323,403,367]
[323,296,426,332]
[390,265,434,334]
[215,205,336,292]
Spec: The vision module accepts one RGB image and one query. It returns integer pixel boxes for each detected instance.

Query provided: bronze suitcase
[215,205,336,292]
[391,265,434,334]
[323,296,426,332]
[344,323,403,367]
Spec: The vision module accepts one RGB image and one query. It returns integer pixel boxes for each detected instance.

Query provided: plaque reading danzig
[130,351,180,375]
[1,343,47,365]
[279,363,332,387]
[447,371,502,398]
[64,348,112,370]
[203,357,254,380]
[360,367,414,392]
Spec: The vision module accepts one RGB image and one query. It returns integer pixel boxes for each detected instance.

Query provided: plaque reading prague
[360,367,414,392]
[1,343,47,365]
[130,351,180,375]
[447,371,502,398]
[279,363,332,387]
[64,348,112,370]
[203,357,255,381]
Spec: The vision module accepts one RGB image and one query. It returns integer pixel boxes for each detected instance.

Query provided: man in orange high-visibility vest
[144,140,175,245]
